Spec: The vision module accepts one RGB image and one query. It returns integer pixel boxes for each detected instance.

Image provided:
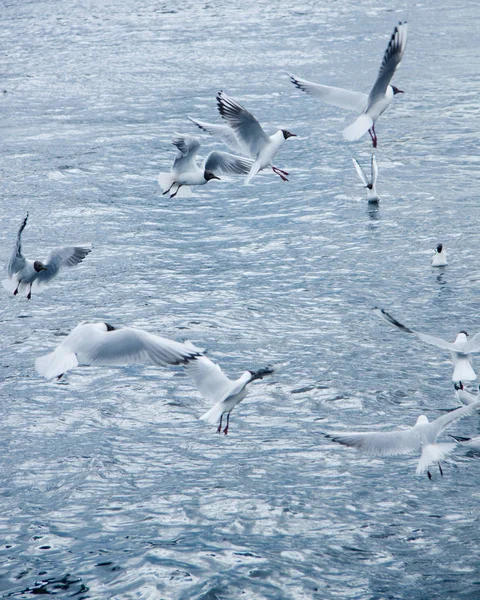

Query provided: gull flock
[4,22,479,479]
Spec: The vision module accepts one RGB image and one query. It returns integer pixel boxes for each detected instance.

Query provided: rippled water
[1,0,480,598]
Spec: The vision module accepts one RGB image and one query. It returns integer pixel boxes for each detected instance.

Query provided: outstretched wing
[288,74,368,113]
[204,151,253,175]
[184,355,234,403]
[216,91,270,157]
[188,117,247,154]
[35,245,92,286]
[368,22,408,104]
[429,402,480,440]
[172,134,201,173]
[327,428,419,456]
[8,213,28,276]
[371,155,378,187]
[352,157,369,186]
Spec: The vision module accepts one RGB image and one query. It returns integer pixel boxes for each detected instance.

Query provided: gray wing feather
[464,333,480,353]
[188,117,247,154]
[368,22,408,104]
[371,155,378,187]
[429,402,480,440]
[172,134,201,172]
[204,151,254,175]
[352,157,369,186]
[288,74,368,112]
[35,245,92,285]
[184,355,234,403]
[328,429,420,456]
[8,213,28,276]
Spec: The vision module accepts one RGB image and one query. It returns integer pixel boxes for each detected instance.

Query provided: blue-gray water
[1,0,480,598]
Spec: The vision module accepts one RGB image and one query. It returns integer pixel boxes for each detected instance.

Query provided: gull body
[216,91,296,184]
[374,307,480,381]
[352,155,379,202]
[3,213,91,300]
[454,382,479,406]
[327,402,480,478]
[289,22,408,147]
[158,134,253,198]
[35,321,202,380]
[432,243,447,267]
[185,355,274,434]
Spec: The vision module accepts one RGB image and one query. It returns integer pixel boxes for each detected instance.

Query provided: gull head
[435,243,443,253]
[457,330,469,340]
[248,366,275,382]
[281,129,297,140]
[33,261,47,272]
[391,85,404,95]
[415,415,429,426]
[204,170,221,182]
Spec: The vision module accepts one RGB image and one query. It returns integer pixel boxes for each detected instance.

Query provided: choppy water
[1,0,480,598]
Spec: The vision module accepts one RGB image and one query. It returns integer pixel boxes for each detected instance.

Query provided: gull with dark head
[352,155,379,202]
[289,22,408,147]
[3,213,91,300]
[432,243,447,267]
[374,307,480,381]
[216,91,296,184]
[185,354,274,434]
[158,134,253,198]
[454,382,479,406]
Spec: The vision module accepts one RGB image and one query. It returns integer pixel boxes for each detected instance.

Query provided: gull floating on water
[3,213,91,300]
[35,321,202,380]
[431,243,447,267]
[216,91,296,184]
[454,382,479,406]
[374,307,480,381]
[352,155,379,202]
[289,22,408,147]
[185,354,274,434]
[158,134,253,198]
[327,402,480,478]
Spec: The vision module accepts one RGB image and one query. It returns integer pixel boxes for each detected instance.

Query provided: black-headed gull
[158,134,253,198]
[352,155,379,202]
[185,355,274,434]
[327,402,480,479]
[3,213,91,300]
[454,382,479,406]
[35,321,202,380]
[216,91,296,184]
[289,22,407,147]
[431,243,447,267]
[374,307,480,381]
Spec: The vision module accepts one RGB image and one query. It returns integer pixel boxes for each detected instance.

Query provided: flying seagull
[3,213,91,300]
[431,243,447,267]
[374,307,480,381]
[185,354,274,434]
[158,134,253,198]
[35,321,202,380]
[326,402,480,479]
[352,155,379,202]
[289,22,408,147]
[216,91,296,184]
[187,116,249,155]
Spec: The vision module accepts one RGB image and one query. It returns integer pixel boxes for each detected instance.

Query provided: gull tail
[157,172,176,193]
[199,402,224,425]
[245,161,262,185]
[35,348,78,380]
[452,357,476,382]
[174,185,192,198]
[2,278,18,294]
[416,443,456,475]
[343,114,373,142]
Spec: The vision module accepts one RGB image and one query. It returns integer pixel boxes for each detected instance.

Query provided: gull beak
[397,89,404,94]
[212,175,221,180]
[41,265,48,270]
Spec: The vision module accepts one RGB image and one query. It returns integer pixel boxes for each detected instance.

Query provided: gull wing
[288,74,368,112]
[428,402,480,441]
[464,333,480,353]
[327,428,419,456]
[34,245,92,287]
[172,134,201,173]
[8,213,28,276]
[368,22,408,105]
[204,151,253,176]
[188,117,247,154]
[184,355,235,403]
[371,155,378,187]
[216,91,270,158]
[352,157,369,186]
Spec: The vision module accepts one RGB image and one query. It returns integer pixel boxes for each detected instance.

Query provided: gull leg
[372,124,377,148]
[13,286,19,296]
[427,470,432,480]
[439,463,443,477]
[170,185,182,198]
[273,166,289,176]
[26,284,32,300]
[217,414,223,434]
[223,413,230,435]
[272,167,289,182]
[162,182,175,196]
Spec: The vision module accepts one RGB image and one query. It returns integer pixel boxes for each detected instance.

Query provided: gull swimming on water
[454,382,479,406]
[374,307,480,381]
[431,243,447,267]
[216,91,296,183]
[185,354,274,434]
[3,213,91,300]
[327,402,480,479]
[35,321,202,380]
[158,134,253,198]
[352,155,379,202]
[289,22,408,147]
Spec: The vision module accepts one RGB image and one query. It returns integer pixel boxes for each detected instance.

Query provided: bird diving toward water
[374,307,480,381]
[289,22,408,147]
[3,213,91,300]
[158,134,253,198]
[184,354,274,434]
[216,91,296,183]
[352,155,379,202]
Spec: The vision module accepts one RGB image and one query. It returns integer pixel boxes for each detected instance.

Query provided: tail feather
[35,349,78,380]
[245,162,262,185]
[2,278,18,294]
[416,443,456,475]
[157,172,176,193]
[174,185,192,198]
[452,357,476,382]
[199,402,224,425]
[343,114,374,142]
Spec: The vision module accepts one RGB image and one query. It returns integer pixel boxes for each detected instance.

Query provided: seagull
[352,155,379,202]
[326,402,480,479]
[158,134,253,198]
[454,382,479,406]
[184,355,274,434]
[216,91,296,184]
[288,22,408,147]
[35,321,203,380]
[3,213,92,300]
[188,116,249,155]
[450,435,480,450]
[374,307,480,381]
[431,243,447,267]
